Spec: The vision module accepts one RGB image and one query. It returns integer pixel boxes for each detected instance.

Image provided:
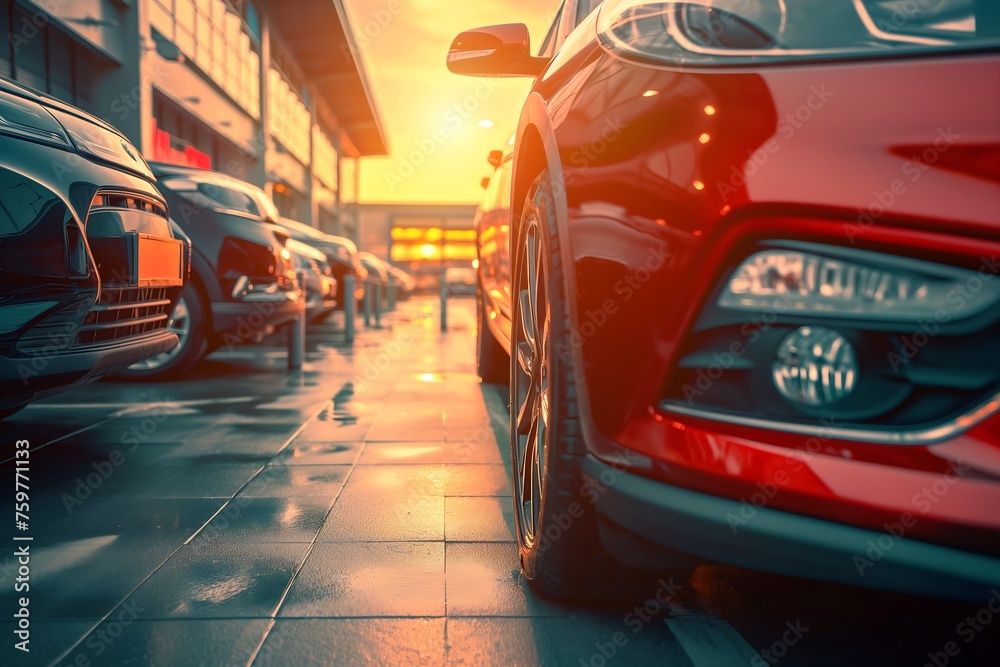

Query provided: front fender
[515,89,630,462]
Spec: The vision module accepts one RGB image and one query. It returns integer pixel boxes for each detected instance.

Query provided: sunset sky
[342,0,558,205]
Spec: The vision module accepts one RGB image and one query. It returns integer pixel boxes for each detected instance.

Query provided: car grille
[74,287,174,346]
[91,192,168,218]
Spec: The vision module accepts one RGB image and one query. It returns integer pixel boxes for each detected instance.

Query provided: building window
[151,93,216,169]
[150,0,261,118]
[0,1,11,79]
[341,158,358,204]
[312,125,338,190]
[267,66,310,166]
[271,182,302,221]
[242,1,261,42]
[48,29,74,103]
[13,5,47,92]
[0,1,96,110]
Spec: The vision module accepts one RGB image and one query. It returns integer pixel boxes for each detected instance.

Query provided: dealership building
[0,0,387,239]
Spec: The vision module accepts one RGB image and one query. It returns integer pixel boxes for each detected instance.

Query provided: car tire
[510,171,622,599]
[117,283,207,381]
[476,278,509,384]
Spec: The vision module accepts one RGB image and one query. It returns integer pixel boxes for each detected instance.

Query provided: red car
[451,0,1000,600]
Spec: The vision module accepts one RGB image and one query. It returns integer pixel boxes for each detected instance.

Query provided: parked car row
[0,77,186,416]
[0,74,415,408]
[452,0,1000,602]
[123,162,304,379]
[274,216,370,309]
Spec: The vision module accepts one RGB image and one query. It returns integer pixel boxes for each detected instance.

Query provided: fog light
[773,327,857,407]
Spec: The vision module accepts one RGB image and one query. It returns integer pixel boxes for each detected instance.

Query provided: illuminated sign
[150,119,212,170]
[390,227,477,263]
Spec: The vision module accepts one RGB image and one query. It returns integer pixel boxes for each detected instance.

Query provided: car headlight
[47,109,154,179]
[596,0,996,66]
[0,89,71,148]
[718,243,1000,322]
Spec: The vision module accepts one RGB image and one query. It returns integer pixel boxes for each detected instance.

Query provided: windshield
[160,176,265,218]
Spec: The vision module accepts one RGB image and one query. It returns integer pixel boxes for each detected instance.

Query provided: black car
[121,163,302,379]
[285,237,338,323]
[276,217,368,310]
[0,78,186,417]
[385,264,416,300]
[359,252,390,288]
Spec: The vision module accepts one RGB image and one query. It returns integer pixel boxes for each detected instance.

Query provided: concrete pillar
[84,1,145,149]
[247,9,271,190]
[334,132,344,236]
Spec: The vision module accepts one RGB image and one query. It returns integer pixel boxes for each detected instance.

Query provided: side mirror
[447,24,549,78]
[487,150,503,168]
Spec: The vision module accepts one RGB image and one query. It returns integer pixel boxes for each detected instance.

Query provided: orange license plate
[135,234,184,287]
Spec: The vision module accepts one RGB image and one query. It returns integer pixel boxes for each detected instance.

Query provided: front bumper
[0,330,178,411]
[211,291,304,343]
[583,455,1000,601]
[306,296,338,320]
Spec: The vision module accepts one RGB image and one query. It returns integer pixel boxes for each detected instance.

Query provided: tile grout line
[243,423,372,667]
[441,342,451,667]
[44,309,459,666]
[246,322,444,667]
[243,334,427,666]
[180,389,349,546]
[1,404,149,465]
[45,392,343,667]
[2,396,268,464]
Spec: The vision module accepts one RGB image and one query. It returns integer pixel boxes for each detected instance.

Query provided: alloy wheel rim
[512,215,550,547]
[129,296,190,370]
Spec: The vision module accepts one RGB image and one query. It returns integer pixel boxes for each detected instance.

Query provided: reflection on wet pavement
[1,298,997,666]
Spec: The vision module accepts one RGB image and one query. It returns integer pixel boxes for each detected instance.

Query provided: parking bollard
[440,274,448,332]
[343,274,356,344]
[363,280,373,327]
[373,282,382,329]
[288,271,307,370]
[387,281,397,311]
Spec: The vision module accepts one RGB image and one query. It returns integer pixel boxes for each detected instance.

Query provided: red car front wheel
[510,171,623,598]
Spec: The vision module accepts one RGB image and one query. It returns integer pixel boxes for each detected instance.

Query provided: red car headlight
[597,0,1000,67]
[718,245,1000,321]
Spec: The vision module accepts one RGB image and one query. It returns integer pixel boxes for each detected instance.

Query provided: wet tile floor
[0,300,678,666]
[2,299,997,666]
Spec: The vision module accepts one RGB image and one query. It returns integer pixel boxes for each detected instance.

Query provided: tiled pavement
[4,298,995,666]
[0,299,695,666]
